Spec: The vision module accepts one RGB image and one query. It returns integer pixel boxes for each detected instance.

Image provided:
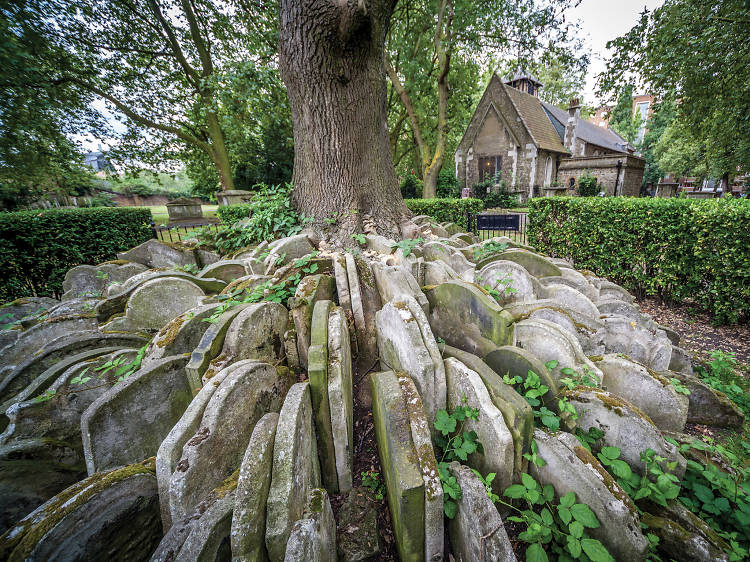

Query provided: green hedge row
[0,207,153,303]
[404,198,483,229]
[528,197,750,324]
[216,203,253,224]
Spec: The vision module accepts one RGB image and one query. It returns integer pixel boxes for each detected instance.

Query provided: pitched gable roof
[541,101,632,154]
[502,82,568,154]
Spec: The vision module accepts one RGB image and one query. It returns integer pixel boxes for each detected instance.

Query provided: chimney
[564,98,581,154]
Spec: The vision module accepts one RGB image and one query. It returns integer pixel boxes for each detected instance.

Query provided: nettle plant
[477,271,517,303]
[472,240,509,262]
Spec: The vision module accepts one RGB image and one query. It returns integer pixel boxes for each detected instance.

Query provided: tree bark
[279,0,413,243]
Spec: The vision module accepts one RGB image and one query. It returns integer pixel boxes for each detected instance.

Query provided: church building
[454,70,645,201]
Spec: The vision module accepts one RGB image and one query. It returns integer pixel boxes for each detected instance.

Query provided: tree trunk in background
[279,0,413,243]
[206,110,236,192]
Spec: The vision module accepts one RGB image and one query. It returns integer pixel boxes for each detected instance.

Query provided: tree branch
[146,0,201,86]
[386,58,430,172]
[181,0,213,76]
[63,77,211,154]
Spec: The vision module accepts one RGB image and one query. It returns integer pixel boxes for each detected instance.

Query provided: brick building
[455,71,645,201]
[589,94,655,143]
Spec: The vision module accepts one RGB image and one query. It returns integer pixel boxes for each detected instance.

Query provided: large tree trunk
[279,0,413,243]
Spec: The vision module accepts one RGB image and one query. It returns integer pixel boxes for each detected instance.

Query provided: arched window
[544,156,554,186]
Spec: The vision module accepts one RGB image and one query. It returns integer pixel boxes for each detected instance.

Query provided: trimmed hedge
[216,203,253,224]
[0,207,153,303]
[404,198,483,229]
[528,197,750,324]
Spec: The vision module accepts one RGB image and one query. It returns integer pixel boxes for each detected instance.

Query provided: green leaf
[444,499,457,519]
[610,459,632,479]
[570,503,600,528]
[581,538,613,562]
[560,492,576,507]
[569,520,584,539]
[600,446,621,460]
[504,484,526,499]
[541,507,553,526]
[525,542,549,562]
[567,535,582,558]
[521,473,537,490]
[557,505,572,524]
[434,409,456,435]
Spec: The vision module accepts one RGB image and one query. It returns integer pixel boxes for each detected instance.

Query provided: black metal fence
[152,221,222,243]
[467,212,528,244]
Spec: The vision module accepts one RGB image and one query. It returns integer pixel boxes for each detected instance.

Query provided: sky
[80,0,665,152]
[568,0,664,104]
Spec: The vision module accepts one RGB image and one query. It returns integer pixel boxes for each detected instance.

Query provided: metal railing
[467,212,528,244]
[152,220,222,243]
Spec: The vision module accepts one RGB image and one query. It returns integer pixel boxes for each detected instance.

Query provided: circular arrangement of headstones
[0,220,743,561]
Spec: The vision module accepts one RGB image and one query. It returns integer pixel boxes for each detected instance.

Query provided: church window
[478,156,502,182]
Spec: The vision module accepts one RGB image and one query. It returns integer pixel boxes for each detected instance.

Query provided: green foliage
[503,366,577,433]
[0,207,152,303]
[436,169,461,198]
[501,475,613,562]
[528,197,750,324]
[600,0,750,181]
[361,470,386,501]
[695,351,750,419]
[607,85,642,146]
[400,175,423,199]
[434,396,483,518]
[577,173,599,197]
[34,344,148,403]
[471,173,519,209]
[204,183,307,255]
[472,240,509,262]
[391,237,423,258]
[350,233,367,246]
[205,252,318,323]
[403,197,483,230]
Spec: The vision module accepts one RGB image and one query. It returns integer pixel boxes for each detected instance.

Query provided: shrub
[207,183,306,255]
[436,169,461,198]
[470,173,518,209]
[577,172,599,197]
[404,197,483,229]
[400,174,423,199]
[528,197,750,324]
[0,207,152,303]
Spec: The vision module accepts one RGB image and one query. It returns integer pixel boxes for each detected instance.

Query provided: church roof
[504,83,568,154]
[541,101,632,154]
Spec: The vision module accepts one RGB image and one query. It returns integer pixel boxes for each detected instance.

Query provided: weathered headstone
[265,382,321,562]
[232,412,279,561]
[328,306,354,493]
[81,354,191,474]
[529,430,648,561]
[0,459,161,562]
[444,358,514,496]
[447,462,516,562]
[284,488,337,562]
[424,280,514,357]
[290,274,336,368]
[370,371,424,562]
[595,354,688,432]
[197,260,247,283]
[170,361,292,523]
[117,238,197,269]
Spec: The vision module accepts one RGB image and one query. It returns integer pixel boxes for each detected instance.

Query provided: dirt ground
[638,297,750,368]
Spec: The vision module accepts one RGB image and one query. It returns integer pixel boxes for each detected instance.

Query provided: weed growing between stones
[499,475,613,562]
[390,237,423,257]
[204,252,319,323]
[33,343,148,403]
[432,396,483,518]
[696,350,750,417]
[477,270,517,301]
[472,240,509,262]
[360,470,385,500]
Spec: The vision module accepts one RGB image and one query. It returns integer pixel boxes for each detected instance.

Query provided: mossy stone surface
[424,280,514,358]
[442,344,532,480]
[475,249,562,277]
[327,307,354,493]
[370,371,425,562]
[308,300,338,493]
[290,274,336,369]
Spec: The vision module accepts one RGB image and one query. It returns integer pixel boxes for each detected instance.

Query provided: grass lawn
[140,204,219,226]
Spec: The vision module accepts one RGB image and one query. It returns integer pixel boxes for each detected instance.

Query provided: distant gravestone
[166,197,203,225]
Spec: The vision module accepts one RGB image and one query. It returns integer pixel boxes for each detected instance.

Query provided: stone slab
[370,371,424,562]
[81,354,191,474]
[328,306,354,493]
[265,382,321,562]
[232,412,279,561]
[284,488,336,562]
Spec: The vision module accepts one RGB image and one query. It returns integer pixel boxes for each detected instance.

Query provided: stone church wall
[557,154,645,197]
